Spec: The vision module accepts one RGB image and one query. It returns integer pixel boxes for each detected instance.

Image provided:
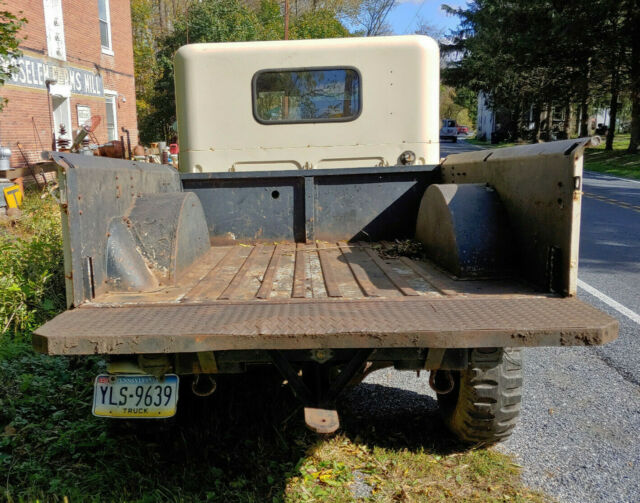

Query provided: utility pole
[284,0,289,40]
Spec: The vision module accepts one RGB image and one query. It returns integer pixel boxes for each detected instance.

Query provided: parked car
[457,125,469,135]
[440,119,458,142]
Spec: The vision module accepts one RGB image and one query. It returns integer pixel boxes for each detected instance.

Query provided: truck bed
[33,241,618,355]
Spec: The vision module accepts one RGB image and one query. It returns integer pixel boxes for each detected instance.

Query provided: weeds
[0,193,65,336]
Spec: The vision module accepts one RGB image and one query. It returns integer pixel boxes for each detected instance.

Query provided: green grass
[584,134,640,180]
[0,192,548,502]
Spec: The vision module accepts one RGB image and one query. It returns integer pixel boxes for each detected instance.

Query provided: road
[355,139,640,503]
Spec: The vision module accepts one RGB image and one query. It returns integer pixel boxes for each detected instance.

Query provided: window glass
[254,68,360,123]
[98,0,111,50]
[105,94,117,141]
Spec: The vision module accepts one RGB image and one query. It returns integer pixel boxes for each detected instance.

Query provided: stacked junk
[1,118,178,218]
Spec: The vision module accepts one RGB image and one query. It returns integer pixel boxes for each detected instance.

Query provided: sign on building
[0,54,103,97]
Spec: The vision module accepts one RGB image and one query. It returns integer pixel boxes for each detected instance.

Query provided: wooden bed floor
[92,242,538,305]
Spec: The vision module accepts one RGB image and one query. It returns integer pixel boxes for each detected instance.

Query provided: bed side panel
[53,153,181,307]
[440,138,597,296]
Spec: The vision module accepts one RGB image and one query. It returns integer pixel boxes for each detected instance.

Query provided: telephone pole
[284,0,289,40]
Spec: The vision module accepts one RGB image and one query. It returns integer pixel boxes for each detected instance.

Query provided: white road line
[577,279,640,325]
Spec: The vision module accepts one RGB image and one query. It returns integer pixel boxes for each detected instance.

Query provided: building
[0,0,138,170]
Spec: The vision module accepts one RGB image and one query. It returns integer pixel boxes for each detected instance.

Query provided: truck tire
[436,348,522,445]
[452,136,458,143]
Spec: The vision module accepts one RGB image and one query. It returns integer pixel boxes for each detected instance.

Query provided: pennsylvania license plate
[92,374,179,418]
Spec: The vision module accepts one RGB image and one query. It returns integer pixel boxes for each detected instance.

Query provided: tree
[0,3,27,110]
[345,0,396,36]
[627,0,640,153]
[442,0,625,143]
[291,9,350,39]
[135,0,352,143]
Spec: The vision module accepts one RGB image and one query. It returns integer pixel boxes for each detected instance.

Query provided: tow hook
[429,370,455,395]
[191,374,217,397]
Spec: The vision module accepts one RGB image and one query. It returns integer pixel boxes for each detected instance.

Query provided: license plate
[92,374,179,418]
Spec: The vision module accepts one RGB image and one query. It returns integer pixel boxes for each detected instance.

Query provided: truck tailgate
[33,242,618,355]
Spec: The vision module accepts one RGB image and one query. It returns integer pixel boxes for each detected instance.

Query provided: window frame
[104,89,118,141]
[251,66,362,125]
[98,0,114,55]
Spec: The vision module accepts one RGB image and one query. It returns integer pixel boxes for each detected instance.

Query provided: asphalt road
[352,138,640,503]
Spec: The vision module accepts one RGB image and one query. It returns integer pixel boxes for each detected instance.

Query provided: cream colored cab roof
[174,35,439,172]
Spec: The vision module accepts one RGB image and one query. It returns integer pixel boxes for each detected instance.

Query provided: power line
[404,0,427,34]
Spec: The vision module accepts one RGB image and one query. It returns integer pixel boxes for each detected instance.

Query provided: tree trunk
[510,100,521,141]
[579,57,591,137]
[574,103,581,136]
[545,102,553,141]
[628,1,640,153]
[531,102,542,143]
[579,97,590,137]
[562,99,571,139]
[606,67,620,151]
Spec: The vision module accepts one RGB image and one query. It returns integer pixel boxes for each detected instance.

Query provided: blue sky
[387,0,469,35]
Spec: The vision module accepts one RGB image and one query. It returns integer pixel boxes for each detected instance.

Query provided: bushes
[0,193,65,338]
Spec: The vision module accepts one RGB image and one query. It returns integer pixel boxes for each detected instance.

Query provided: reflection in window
[254,68,360,123]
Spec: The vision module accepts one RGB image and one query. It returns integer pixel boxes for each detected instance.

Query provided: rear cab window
[253,67,361,124]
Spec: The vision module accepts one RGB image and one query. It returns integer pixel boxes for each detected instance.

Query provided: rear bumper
[33,296,618,355]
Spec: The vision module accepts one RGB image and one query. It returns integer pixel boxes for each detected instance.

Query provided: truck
[440,119,458,143]
[33,35,618,443]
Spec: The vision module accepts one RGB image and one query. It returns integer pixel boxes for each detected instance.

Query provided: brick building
[1,0,138,169]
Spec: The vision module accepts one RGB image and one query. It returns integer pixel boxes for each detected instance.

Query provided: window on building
[43,0,66,60]
[253,68,361,124]
[98,0,113,54]
[104,91,118,141]
[52,96,72,146]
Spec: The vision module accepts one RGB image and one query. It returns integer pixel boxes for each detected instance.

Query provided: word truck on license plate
[93,374,179,418]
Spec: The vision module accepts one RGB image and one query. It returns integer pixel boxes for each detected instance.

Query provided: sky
[387,0,469,36]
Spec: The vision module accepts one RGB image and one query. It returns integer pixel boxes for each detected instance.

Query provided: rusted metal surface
[415,184,512,278]
[181,164,439,243]
[440,138,598,295]
[51,152,181,307]
[304,408,340,434]
[33,296,618,355]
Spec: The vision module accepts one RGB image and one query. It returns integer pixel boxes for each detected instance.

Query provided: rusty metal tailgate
[33,296,617,355]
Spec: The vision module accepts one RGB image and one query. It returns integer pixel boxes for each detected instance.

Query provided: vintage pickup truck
[34,36,617,443]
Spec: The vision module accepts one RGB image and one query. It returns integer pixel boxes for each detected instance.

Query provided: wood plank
[316,242,343,297]
[360,244,419,296]
[218,245,274,300]
[398,256,456,296]
[292,242,309,298]
[306,245,327,298]
[256,244,285,299]
[270,244,296,299]
[184,246,250,301]
[177,246,234,288]
[338,242,382,297]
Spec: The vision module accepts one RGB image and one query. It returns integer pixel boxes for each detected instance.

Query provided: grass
[583,134,640,180]
[0,191,549,502]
